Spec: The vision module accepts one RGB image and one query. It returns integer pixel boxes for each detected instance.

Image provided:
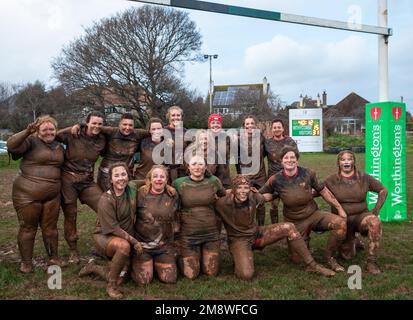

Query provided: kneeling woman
[79,163,142,299]
[173,155,226,279]
[131,165,180,285]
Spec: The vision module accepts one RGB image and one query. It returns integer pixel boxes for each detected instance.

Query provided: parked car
[0,140,7,154]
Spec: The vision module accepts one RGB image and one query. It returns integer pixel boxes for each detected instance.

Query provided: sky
[0,0,412,113]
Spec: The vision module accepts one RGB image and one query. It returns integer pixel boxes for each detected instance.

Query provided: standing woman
[133,118,164,181]
[164,105,188,182]
[79,163,143,299]
[238,115,267,226]
[131,165,180,285]
[96,113,150,192]
[264,118,298,223]
[7,116,66,272]
[56,111,106,264]
[173,155,226,279]
[324,150,387,274]
[207,114,232,189]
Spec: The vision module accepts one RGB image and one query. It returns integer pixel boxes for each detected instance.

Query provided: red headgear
[208,113,223,128]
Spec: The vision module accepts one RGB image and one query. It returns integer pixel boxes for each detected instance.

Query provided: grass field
[0,140,412,300]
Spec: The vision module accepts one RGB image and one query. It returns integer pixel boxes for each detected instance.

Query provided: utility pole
[204,54,218,114]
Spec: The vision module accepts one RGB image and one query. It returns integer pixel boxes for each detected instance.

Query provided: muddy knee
[182,256,200,280]
[156,263,177,284]
[235,268,254,281]
[131,260,153,285]
[202,250,220,276]
[366,217,382,239]
[282,222,301,240]
[332,219,347,240]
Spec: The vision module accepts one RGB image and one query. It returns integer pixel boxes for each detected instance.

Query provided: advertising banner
[365,102,407,221]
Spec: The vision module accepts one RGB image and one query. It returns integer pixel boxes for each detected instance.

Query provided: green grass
[0,139,412,300]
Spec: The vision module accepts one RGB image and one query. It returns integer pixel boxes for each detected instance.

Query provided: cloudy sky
[1,0,412,113]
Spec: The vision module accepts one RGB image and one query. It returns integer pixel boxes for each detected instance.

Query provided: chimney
[322,90,327,106]
[317,93,321,107]
[263,76,268,95]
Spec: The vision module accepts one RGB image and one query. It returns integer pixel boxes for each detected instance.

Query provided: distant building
[289,90,329,109]
[78,87,149,125]
[324,92,370,135]
[211,77,270,117]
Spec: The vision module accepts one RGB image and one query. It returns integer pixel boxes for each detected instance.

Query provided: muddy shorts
[61,172,102,206]
[180,238,220,257]
[287,209,339,241]
[93,233,114,258]
[132,244,177,264]
[346,211,373,239]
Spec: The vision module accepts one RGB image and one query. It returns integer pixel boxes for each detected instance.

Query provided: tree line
[0,5,279,133]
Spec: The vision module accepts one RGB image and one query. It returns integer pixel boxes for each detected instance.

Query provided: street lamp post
[204,54,218,114]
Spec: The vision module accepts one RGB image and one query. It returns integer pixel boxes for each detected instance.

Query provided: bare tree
[52,5,202,126]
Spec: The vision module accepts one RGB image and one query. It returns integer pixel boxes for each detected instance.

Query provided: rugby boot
[326,257,345,272]
[366,257,381,274]
[306,262,336,277]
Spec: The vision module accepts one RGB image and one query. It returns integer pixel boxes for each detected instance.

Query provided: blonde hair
[142,165,169,194]
[166,105,183,121]
[184,129,208,165]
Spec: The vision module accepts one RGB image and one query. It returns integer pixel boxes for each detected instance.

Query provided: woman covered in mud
[324,150,387,274]
[7,115,66,273]
[79,162,143,299]
[259,146,348,272]
[264,118,298,224]
[216,175,335,279]
[173,155,226,279]
[131,165,180,285]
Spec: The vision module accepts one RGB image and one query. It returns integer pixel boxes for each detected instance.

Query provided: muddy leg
[17,203,41,273]
[229,240,254,280]
[361,215,382,274]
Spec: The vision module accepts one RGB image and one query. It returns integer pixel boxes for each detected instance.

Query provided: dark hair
[120,113,134,121]
[279,146,299,161]
[271,118,285,128]
[86,111,105,124]
[108,162,130,183]
[243,115,258,128]
[146,117,163,130]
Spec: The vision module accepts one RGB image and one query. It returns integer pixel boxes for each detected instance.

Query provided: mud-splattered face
[86,116,104,136]
[188,156,206,179]
[339,152,355,174]
[282,151,298,172]
[111,166,129,193]
[119,119,134,136]
[150,168,167,193]
[209,120,222,134]
[244,118,257,134]
[37,121,56,143]
[198,132,209,150]
[271,121,284,138]
[168,109,183,128]
[234,184,250,203]
[150,122,163,142]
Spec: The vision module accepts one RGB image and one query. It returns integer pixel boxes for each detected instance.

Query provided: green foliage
[324,134,365,148]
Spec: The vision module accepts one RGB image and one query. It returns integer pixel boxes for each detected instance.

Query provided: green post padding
[365,102,407,221]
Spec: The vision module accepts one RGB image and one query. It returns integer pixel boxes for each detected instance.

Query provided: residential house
[211,77,270,117]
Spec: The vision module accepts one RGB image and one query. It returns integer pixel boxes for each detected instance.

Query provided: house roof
[325,92,370,120]
[212,83,269,107]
